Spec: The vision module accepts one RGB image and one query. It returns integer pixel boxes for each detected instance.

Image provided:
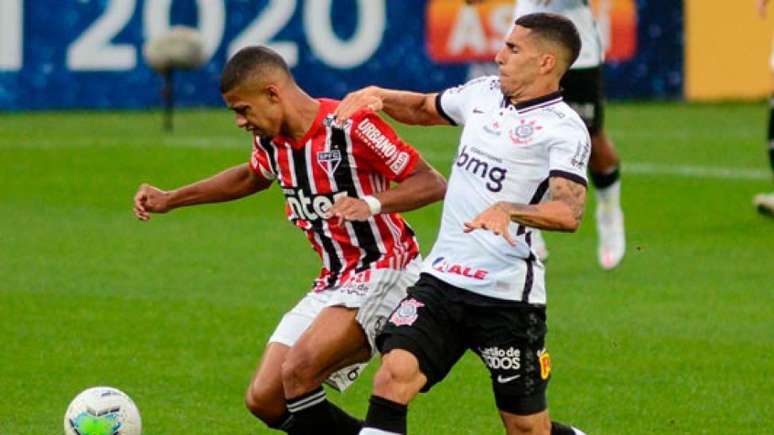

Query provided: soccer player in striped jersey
[755,0,774,216]
[335,13,585,435]
[132,46,446,434]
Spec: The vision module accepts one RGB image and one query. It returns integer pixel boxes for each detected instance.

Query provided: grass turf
[0,102,772,434]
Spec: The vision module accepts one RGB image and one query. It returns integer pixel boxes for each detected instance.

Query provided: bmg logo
[455,146,507,192]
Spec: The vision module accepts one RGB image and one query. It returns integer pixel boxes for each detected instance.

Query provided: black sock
[363,395,408,434]
[268,410,299,434]
[328,402,363,435]
[286,387,362,435]
[590,166,620,190]
[551,420,577,435]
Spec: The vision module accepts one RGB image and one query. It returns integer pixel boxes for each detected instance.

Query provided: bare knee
[589,130,620,171]
[281,347,322,396]
[507,419,549,435]
[245,381,285,424]
[502,411,551,435]
[372,350,426,403]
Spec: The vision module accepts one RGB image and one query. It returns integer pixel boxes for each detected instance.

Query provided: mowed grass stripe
[1,102,772,434]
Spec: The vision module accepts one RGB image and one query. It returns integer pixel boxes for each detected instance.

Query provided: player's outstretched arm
[334,86,449,126]
[327,158,446,223]
[133,163,272,221]
[464,176,586,243]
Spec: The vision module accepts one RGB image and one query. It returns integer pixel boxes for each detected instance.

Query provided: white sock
[596,179,621,209]
[572,427,587,435]
[359,428,402,435]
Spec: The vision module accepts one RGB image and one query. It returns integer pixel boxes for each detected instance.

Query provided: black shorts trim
[495,389,548,415]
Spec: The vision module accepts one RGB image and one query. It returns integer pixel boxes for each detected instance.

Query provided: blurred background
[2,0,774,107]
[1,1,772,434]
[0,0,739,109]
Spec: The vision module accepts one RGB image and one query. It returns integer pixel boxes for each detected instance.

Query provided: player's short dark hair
[515,13,581,70]
[219,46,291,94]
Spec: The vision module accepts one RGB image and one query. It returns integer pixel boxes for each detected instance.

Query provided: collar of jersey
[503,91,563,113]
[273,98,334,148]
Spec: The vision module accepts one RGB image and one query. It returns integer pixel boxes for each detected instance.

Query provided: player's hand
[326,196,372,224]
[759,0,769,18]
[333,86,384,125]
[133,183,171,221]
[463,202,516,246]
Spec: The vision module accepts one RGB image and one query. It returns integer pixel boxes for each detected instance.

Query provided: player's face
[495,25,542,98]
[222,86,283,138]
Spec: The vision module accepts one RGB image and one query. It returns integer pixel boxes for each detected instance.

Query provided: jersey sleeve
[546,124,590,187]
[436,76,493,126]
[248,136,276,181]
[350,110,419,182]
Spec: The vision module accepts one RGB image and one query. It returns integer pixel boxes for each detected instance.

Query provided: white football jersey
[514,0,603,69]
[423,76,590,304]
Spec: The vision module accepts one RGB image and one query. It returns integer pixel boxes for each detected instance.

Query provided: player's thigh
[285,258,422,374]
[378,274,467,394]
[371,349,427,404]
[467,302,551,417]
[499,409,551,435]
[247,342,290,403]
[268,290,326,349]
[286,305,371,378]
[355,258,422,353]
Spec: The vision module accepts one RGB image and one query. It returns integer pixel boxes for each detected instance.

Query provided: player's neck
[509,82,560,106]
[281,90,320,142]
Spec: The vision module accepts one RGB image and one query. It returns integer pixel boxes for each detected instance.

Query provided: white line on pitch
[626,163,770,181]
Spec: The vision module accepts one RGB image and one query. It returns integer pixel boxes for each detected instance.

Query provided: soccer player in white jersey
[470,0,626,268]
[755,0,774,217]
[335,13,587,435]
[133,46,447,434]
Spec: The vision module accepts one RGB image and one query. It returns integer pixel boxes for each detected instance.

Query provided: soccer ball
[64,386,142,435]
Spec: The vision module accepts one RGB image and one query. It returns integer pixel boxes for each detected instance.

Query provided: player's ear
[539,52,557,75]
[265,84,282,103]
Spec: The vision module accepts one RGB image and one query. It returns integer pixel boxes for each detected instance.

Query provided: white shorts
[268,257,422,390]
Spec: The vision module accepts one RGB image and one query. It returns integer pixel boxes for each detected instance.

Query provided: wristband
[362,195,382,216]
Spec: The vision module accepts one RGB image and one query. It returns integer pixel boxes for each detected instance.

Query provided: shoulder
[348,109,406,152]
[538,102,588,136]
[527,107,588,150]
[348,108,389,134]
[444,75,501,97]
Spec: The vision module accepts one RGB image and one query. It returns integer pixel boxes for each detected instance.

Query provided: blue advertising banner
[603,0,683,99]
[0,0,682,110]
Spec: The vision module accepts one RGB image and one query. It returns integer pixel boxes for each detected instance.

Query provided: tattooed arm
[464,176,586,244]
[509,176,587,231]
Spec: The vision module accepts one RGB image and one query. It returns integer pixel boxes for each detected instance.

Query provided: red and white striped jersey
[248,99,421,291]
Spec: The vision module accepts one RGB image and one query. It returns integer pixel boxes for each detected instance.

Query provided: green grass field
[1,102,772,434]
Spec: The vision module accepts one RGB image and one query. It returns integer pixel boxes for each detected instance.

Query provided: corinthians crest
[389,298,424,326]
[317,150,342,177]
[509,119,542,145]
